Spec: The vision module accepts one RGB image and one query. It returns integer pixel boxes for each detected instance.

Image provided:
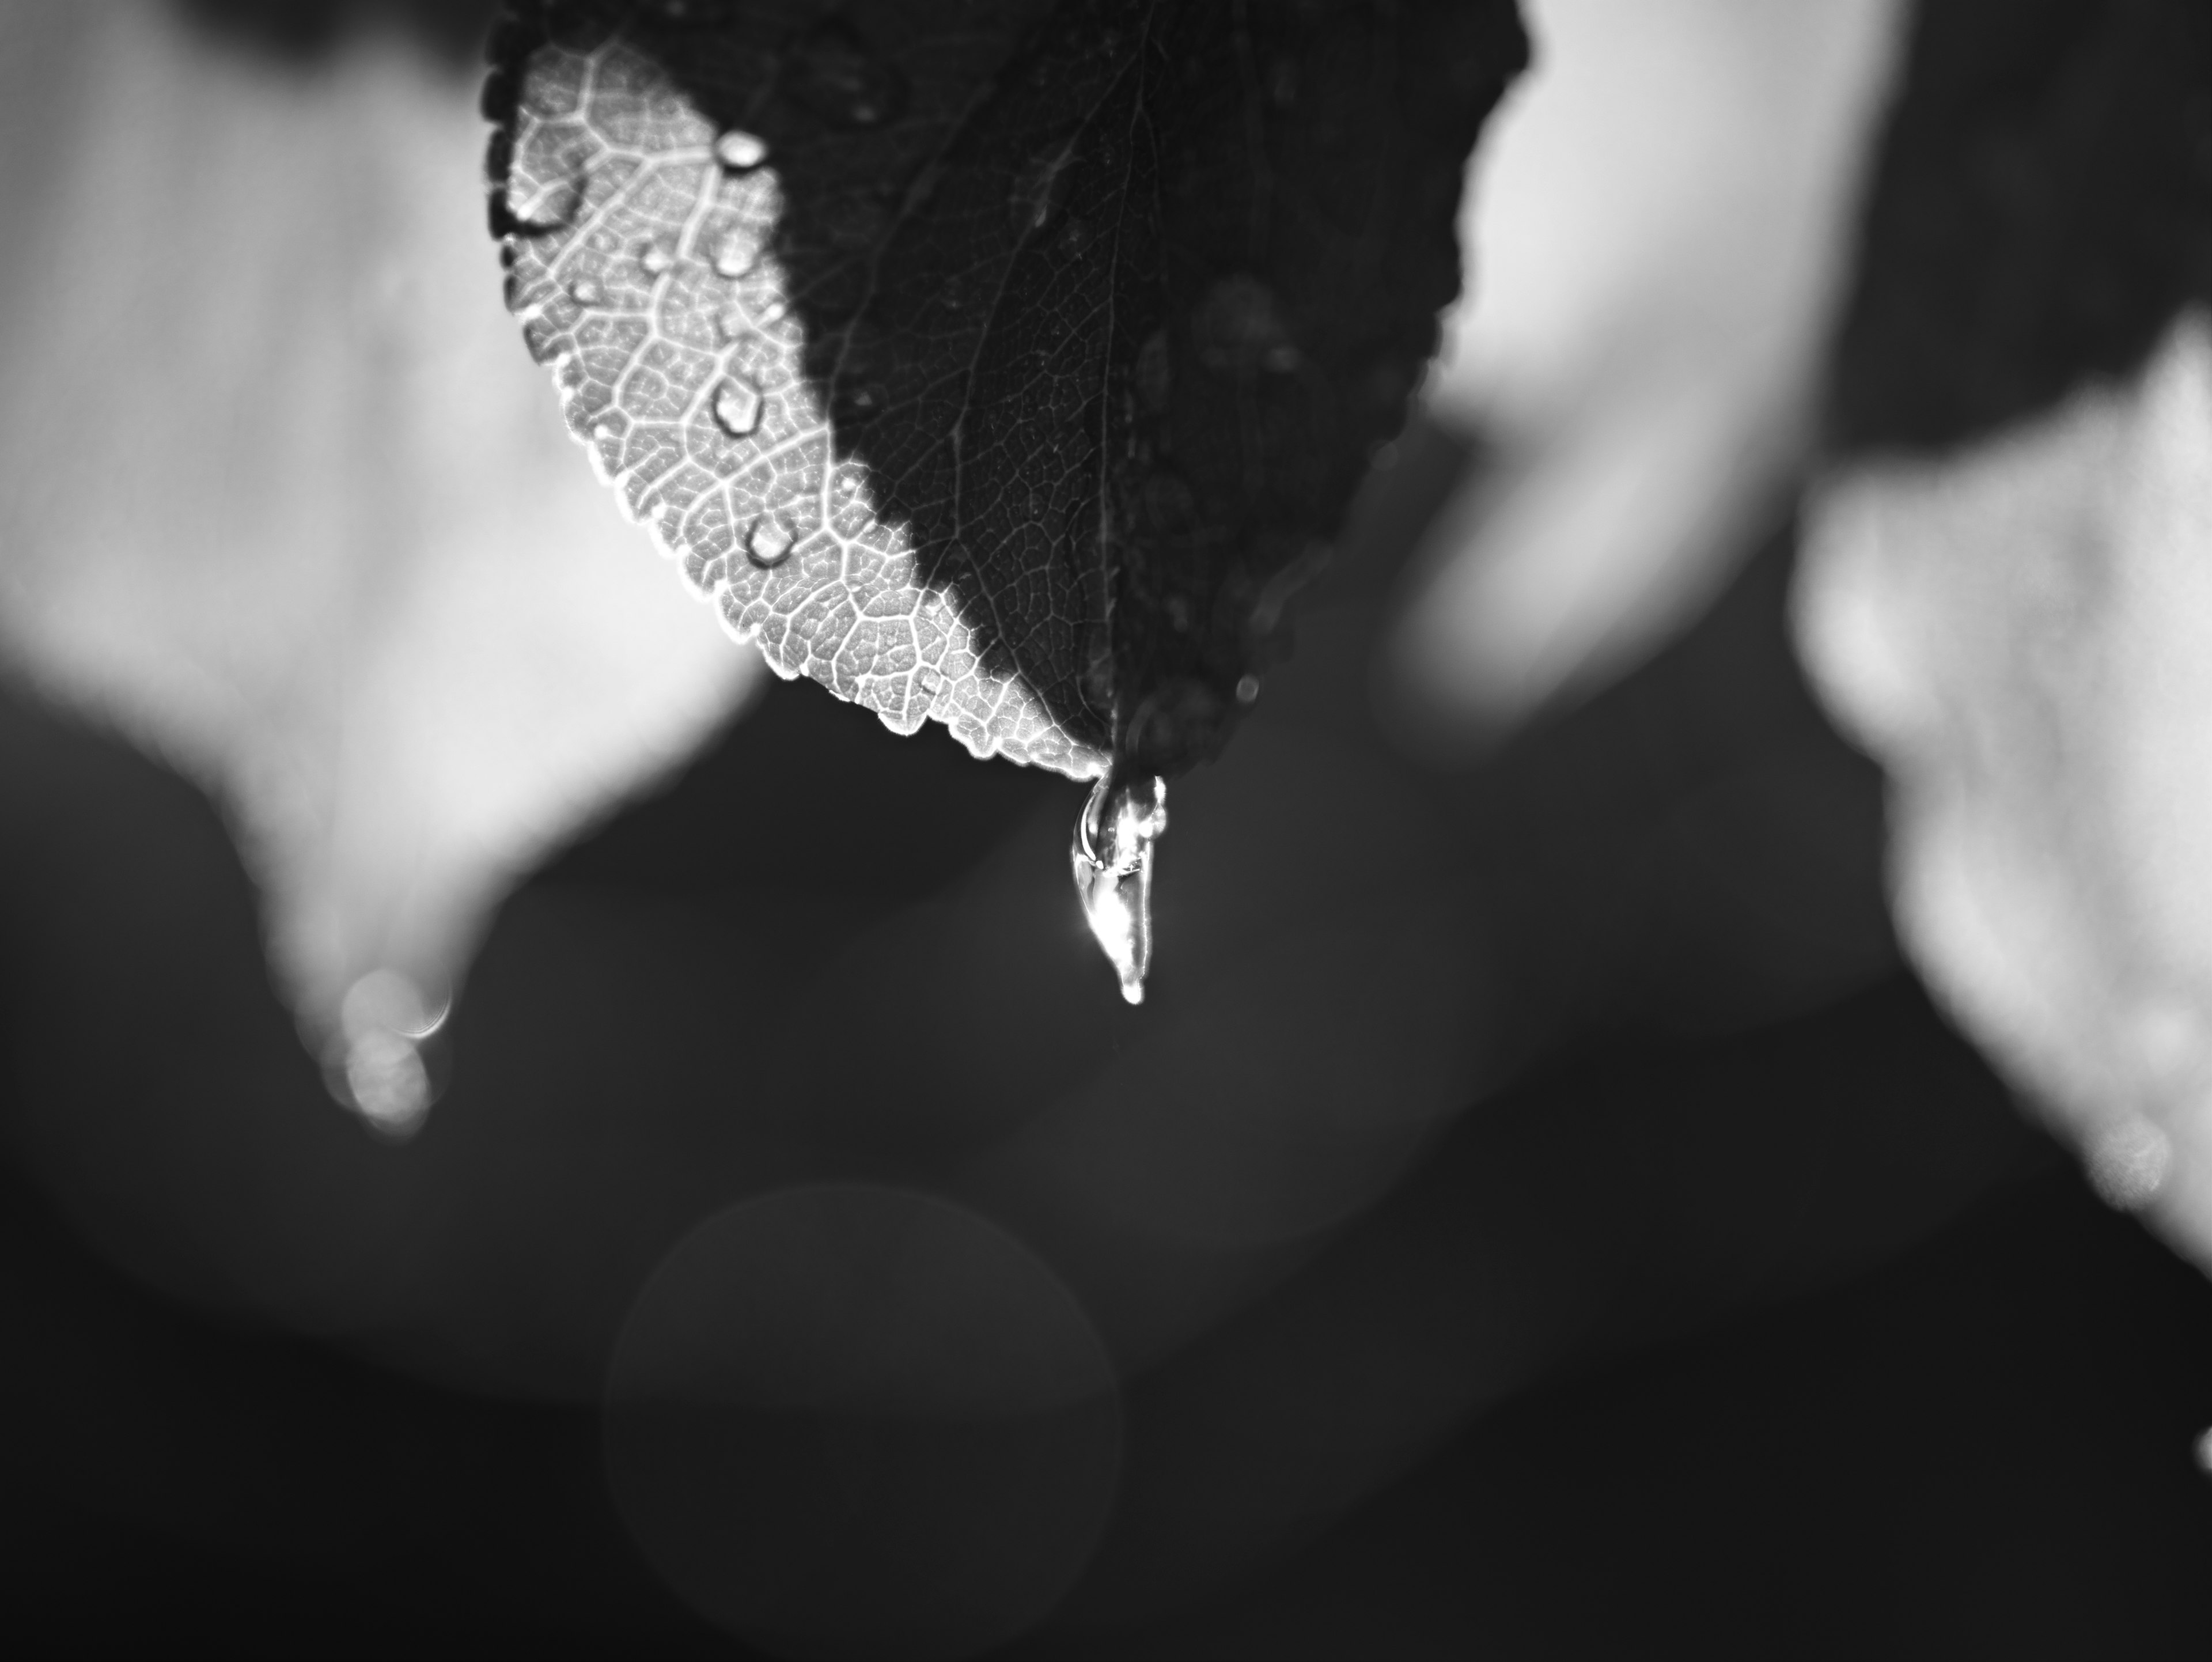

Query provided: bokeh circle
[605,1184,1123,1659]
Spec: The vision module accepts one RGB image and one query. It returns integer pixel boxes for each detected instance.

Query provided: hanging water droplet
[1071,775,1168,1005]
[783,20,907,130]
[713,376,763,437]
[1193,273,1297,374]
[712,225,760,278]
[567,275,604,306]
[1236,673,1261,705]
[746,513,796,568]
[1009,143,1074,236]
[715,129,769,171]
[638,236,675,278]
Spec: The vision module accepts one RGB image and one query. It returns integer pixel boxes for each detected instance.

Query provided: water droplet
[1236,673,1261,705]
[851,383,884,413]
[746,513,796,568]
[638,236,675,278]
[1009,143,1074,237]
[715,129,769,170]
[713,376,763,437]
[567,275,604,306]
[756,295,788,325]
[1071,775,1168,1005]
[783,20,907,129]
[1193,274,1296,374]
[713,225,760,278]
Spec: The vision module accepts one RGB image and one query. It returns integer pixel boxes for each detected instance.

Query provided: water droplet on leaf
[715,129,769,170]
[747,513,796,568]
[783,21,907,130]
[566,275,603,306]
[1009,143,1074,236]
[712,226,760,278]
[638,236,675,277]
[1071,775,1168,1005]
[1235,673,1260,705]
[713,376,763,437]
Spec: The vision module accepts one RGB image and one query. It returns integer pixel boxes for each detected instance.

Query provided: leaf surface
[486,0,1523,780]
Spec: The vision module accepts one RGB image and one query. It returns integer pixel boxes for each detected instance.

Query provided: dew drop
[784,20,907,130]
[638,236,675,278]
[713,376,763,437]
[1236,673,1261,705]
[746,513,796,568]
[756,295,788,325]
[1009,144,1074,237]
[1193,274,1296,374]
[715,128,769,170]
[566,275,604,306]
[1071,775,1168,1005]
[712,225,761,279]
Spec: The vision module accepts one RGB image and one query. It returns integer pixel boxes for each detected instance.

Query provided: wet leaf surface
[486,0,1523,780]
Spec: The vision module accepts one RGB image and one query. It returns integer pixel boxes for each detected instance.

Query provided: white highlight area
[1390,0,1904,745]
[1796,312,2212,1269]
[0,1,761,1127]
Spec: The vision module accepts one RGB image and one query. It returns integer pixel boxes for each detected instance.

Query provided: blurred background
[3,1,2212,1656]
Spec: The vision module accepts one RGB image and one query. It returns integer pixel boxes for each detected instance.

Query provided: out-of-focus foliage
[0,0,759,1129]
[1388,0,1904,744]
[1797,0,2212,1265]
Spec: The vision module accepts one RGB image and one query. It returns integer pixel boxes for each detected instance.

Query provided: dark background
[6,0,2212,1656]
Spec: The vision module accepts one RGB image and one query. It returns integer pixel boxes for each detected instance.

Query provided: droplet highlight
[747,513,796,568]
[713,376,763,437]
[638,236,675,278]
[1071,775,1168,1005]
[1010,144,1074,236]
[712,225,761,278]
[715,128,770,170]
[567,275,604,306]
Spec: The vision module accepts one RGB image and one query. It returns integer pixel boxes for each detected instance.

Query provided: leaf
[484,0,1524,782]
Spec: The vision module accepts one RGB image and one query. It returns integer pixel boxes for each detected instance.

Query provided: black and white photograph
[2,1,2211,1655]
